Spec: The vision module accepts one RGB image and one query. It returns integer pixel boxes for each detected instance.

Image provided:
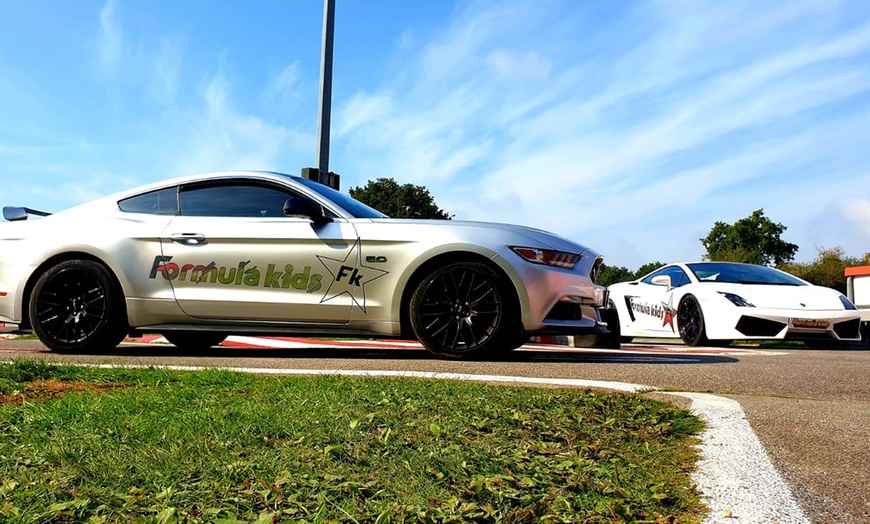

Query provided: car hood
[707,283,846,310]
[366,219,597,256]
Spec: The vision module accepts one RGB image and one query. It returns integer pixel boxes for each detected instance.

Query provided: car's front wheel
[163,331,227,352]
[597,306,621,349]
[677,295,708,346]
[410,261,517,359]
[29,259,128,353]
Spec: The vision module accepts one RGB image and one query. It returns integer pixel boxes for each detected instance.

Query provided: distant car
[0,171,611,359]
[608,261,861,348]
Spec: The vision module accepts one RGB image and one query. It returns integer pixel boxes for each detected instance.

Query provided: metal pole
[316,0,336,185]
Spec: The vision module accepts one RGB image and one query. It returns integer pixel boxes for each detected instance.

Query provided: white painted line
[0,360,806,522]
[673,392,808,524]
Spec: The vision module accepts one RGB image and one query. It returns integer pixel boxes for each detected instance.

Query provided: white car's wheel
[677,295,708,346]
[410,261,516,359]
[29,259,128,353]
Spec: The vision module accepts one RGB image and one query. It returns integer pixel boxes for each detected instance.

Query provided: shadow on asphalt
[102,343,741,365]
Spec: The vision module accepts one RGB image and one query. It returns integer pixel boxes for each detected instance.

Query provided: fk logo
[337,265,364,287]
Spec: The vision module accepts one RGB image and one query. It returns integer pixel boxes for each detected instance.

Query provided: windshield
[294,176,387,219]
[687,262,806,286]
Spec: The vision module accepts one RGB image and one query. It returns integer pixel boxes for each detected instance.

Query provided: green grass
[0,361,705,523]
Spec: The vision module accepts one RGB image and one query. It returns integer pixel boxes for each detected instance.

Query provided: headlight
[840,295,857,310]
[719,292,754,307]
[510,247,580,269]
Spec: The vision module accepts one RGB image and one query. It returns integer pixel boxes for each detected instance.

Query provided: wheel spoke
[35,266,110,345]
[416,265,504,354]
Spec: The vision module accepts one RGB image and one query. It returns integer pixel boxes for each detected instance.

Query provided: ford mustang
[607,261,861,348]
[0,171,610,359]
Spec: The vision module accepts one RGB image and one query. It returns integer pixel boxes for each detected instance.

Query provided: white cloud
[333,1,870,267]
[485,49,551,80]
[842,200,870,238]
[149,37,182,105]
[97,0,123,78]
[166,67,313,177]
[263,61,302,103]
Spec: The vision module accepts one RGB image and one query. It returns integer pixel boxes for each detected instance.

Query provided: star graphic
[661,294,677,332]
[316,238,388,314]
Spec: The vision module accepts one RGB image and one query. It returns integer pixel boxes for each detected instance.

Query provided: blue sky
[2,1,870,270]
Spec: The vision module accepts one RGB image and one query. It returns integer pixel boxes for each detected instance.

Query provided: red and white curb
[124,335,784,356]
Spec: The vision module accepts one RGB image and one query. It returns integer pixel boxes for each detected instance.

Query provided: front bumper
[710,308,862,342]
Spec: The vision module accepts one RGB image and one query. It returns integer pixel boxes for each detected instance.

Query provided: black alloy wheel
[410,261,516,359]
[29,259,128,353]
[163,331,228,352]
[677,295,708,346]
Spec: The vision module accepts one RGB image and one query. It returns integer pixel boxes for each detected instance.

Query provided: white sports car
[608,261,861,348]
[0,170,611,359]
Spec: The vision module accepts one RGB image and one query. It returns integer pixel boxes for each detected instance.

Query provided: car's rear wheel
[410,261,516,359]
[163,331,227,351]
[29,259,128,353]
[678,295,708,346]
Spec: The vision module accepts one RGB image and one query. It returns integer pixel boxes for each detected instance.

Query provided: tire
[163,331,227,351]
[597,307,621,349]
[410,261,517,359]
[29,259,128,353]
[677,295,708,346]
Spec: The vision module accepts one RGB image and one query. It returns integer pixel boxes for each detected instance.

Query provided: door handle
[169,233,207,245]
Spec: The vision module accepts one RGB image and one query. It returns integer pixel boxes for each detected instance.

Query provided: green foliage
[634,262,666,279]
[701,209,798,266]
[349,177,451,219]
[597,262,666,287]
[0,363,706,523]
[596,265,634,287]
[779,247,870,293]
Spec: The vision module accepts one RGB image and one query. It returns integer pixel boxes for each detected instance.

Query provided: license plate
[792,318,830,329]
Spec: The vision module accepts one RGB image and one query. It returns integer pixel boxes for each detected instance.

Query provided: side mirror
[283,197,332,224]
[3,207,28,221]
[651,275,672,290]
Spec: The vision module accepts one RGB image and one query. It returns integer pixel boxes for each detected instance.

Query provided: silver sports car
[0,171,610,359]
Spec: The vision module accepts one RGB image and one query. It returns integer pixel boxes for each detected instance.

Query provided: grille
[735,316,787,337]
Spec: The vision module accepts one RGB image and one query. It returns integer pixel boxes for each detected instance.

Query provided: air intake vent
[833,319,861,339]
[735,316,787,337]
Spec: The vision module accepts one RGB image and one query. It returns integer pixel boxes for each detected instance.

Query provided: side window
[667,267,689,288]
[179,183,299,218]
[641,268,668,285]
[118,187,178,215]
[642,266,689,288]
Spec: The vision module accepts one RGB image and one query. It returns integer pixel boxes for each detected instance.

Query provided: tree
[779,247,870,294]
[634,261,666,279]
[596,261,667,287]
[701,209,798,266]
[596,265,634,287]
[349,178,451,219]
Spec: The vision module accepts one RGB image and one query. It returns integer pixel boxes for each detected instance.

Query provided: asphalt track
[1,334,867,523]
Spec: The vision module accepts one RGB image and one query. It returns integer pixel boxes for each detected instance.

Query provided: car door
[623,266,688,336]
[157,180,358,324]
